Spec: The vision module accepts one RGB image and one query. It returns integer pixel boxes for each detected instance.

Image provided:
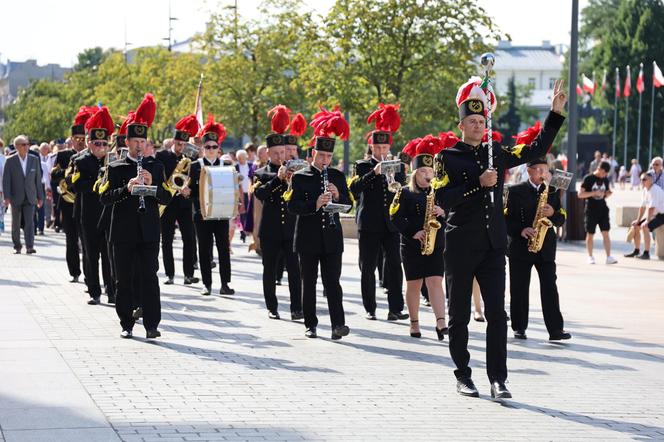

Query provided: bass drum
[199,165,239,220]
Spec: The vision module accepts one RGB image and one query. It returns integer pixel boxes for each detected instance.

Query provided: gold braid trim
[389,187,402,216]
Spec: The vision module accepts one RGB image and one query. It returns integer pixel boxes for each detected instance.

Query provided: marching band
[44,66,570,398]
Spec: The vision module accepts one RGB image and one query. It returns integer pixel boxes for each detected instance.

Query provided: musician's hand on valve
[373,162,382,175]
[127,177,139,192]
[479,168,497,187]
[521,227,537,239]
[327,183,339,201]
[277,165,288,181]
[316,192,332,210]
[412,230,426,243]
[433,205,445,217]
[542,204,554,217]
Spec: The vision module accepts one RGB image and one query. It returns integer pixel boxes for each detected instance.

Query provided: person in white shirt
[625,172,664,260]
[649,156,663,190]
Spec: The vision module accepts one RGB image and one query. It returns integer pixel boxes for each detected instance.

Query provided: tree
[496,76,538,142]
[74,47,111,71]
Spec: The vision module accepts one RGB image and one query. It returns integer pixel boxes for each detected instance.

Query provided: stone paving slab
[0,191,663,441]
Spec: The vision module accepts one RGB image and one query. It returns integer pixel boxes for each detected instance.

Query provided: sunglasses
[204,144,219,150]
[93,141,108,147]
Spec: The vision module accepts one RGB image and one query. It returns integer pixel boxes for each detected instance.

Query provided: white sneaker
[587,256,596,264]
[606,256,618,264]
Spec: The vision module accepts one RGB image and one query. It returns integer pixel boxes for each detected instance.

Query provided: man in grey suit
[2,135,44,254]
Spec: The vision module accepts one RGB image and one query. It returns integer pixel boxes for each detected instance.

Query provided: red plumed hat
[71,106,96,136]
[367,103,401,132]
[197,113,227,144]
[118,112,134,136]
[133,93,156,127]
[438,131,460,149]
[456,76,497,111]
[414,134,444,156]
[174,114,200,140]
[402,137,422,158]
[310,106,349,140]
[268,105,291,134]
[513,121,541,145]
[289,113,307,137]
[84,106,114,139]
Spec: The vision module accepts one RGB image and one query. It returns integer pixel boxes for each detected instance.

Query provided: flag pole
[612,67,618,161]
[649,61,655,163]
[624,65,630,169]
[636,62,643,166]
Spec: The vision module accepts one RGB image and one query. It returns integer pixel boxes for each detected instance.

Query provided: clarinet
[136,153,146,213]
[322,166,335,227]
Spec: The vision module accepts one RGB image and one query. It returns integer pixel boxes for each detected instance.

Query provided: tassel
[282,188,293,202]
[389,187,402,216]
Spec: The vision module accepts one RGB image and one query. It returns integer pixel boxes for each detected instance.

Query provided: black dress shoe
[26,248,36,254]
[305,327,317,338]
[184,276,199,285]
[365,312,377,320]
[146,329,161,339]
[120,330,133,339]
[456,377,479,397]
[549,330,572,341]
[201,286,211,296]
[268,310,281,320]
[14,248,21,254]
[624,249,640,258]
[636,251,650,260]
[291,311,304,321]
[70,276,79,283]
[132,307,143,320]
[87,297,100,305]
[220,283,235,295]
[490,381,512,399]
[331,325,350,340]
[164,277,174,285]
[514,330,527,340]
[387,311,409,321]
[210,261,217,269]
[107,294,116,305]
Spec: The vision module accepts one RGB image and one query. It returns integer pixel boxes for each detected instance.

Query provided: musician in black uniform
[99,94,171,339]
[253,110,303,320]
[156,114,200,286]
[390,136,447,340]
[434,78,567,399]
[52,107,94,282]
[350,104,407,321]
[287,107,353,340]
[505,158,570,341]
[189,116,235,296]
[72,107,115,305]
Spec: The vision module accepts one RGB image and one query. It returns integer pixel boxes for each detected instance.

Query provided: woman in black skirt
[390,136,447,340]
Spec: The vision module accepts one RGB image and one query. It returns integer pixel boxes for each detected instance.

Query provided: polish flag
[576,84,583,96]
[582,74,595,94]
[623,65,631,97]
[615,68,621,99]
[636,63,645,94]
[654,61,664,88]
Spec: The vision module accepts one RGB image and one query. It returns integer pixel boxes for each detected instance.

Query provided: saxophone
[527,182,554,253]
[421,187,441,256]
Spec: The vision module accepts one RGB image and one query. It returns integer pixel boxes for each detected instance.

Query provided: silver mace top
[480,52,495,75]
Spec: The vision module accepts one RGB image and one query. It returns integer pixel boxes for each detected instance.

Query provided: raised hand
[551,79,568,115]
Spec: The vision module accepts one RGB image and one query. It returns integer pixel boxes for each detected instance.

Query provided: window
[528,77,536,88]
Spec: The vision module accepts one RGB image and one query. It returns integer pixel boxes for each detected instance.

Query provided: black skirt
[400,243,445,281]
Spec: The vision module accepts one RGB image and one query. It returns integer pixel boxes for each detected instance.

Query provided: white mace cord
[481,72,495,204]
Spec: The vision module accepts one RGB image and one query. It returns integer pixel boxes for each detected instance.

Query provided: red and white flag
[576,84,583,96]
[582,74,595,94]
[636,63,645,94]
[623,65,631,97]
[654,61,664,88]
[615,68,621,99]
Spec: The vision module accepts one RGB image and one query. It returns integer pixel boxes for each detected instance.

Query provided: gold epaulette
[99,180,110,194]
[282,188,293,201]
[431,173,449,189]
[558,207,567,218]
[389,187,402,216]
[71,171,81,183]
[503,143,526,158]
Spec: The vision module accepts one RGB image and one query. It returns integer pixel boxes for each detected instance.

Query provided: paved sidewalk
[0,210,663,441]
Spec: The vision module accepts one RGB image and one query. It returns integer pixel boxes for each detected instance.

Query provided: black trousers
[358,230,404,314]
[509,258,564,334]
[81,222,112,299]
[161,205,196,279]
[261,239,301,313]
[104,229,115,298]
[299,251,345,329]
[52,192,62,229]
[77,211,89,284]
[113,241,161,331]
[195,218,231,287]
[60,202,81,278]
[445,246,508,382]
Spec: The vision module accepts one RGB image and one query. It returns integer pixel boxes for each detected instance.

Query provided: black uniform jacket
[155,149,192,212]
[287,165,353,255]
[390,186,445,251]
[253,162,296,243]
[505,181,566,262]
[71,151,105,230]
[349,157,406,233]
[435,111,565,251]
[99,156,171,244]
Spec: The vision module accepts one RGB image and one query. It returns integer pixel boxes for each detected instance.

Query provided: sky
[0,0,589,68]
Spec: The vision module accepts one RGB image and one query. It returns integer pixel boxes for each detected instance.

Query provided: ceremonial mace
[480,52,496,205]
